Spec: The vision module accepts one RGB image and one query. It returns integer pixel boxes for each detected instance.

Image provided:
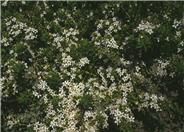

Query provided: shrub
[1,1,184,132]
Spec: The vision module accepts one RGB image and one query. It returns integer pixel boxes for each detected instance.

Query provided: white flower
[78,57,90,68]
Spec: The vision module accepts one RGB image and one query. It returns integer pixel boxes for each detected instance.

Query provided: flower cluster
[4,17,38,41]
[135,20,159,35]
[178,41,184,53]
[155,59,170,77]
[139,93,164,111]
[172,19,182,29]
[91,18,121,49]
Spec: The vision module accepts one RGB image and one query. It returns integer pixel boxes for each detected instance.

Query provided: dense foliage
[1,1,184,132]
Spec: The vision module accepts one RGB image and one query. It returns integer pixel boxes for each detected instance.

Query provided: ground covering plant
[1,1,184,132]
